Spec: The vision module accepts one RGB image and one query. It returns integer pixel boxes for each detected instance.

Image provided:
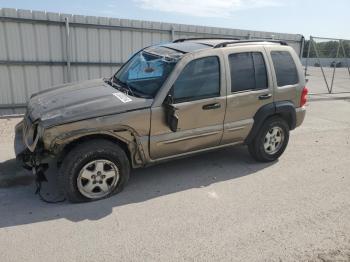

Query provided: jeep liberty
[15,38,308,202]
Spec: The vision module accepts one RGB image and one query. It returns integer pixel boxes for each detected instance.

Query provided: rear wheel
[59,139,130,203]
[248,116,289,162]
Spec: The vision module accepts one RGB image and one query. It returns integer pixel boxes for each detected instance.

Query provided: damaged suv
[15,38,307,202]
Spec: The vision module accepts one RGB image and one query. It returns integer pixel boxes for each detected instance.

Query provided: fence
[301,58,349,68]
[304,36,350,94]
[0,8,304,114]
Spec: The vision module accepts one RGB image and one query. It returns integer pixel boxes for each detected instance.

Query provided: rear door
[220,46,274,144]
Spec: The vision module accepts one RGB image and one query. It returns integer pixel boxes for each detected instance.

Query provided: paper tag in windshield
[113,92,132,103]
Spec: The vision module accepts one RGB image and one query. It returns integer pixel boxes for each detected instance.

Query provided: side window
[271,51,299,86]
[229,52,268,92]
[173,56,220,103]
[253,53,268,90]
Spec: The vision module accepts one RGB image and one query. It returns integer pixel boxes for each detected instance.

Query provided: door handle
[202,103,221,110]
[258,93,272,100]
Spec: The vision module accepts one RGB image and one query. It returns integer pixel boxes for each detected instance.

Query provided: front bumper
[14,121,25,156]
[14,120,53,169]
[15,121,52,183]
[14,121,33,169]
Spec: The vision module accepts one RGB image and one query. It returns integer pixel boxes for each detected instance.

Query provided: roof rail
[173,37,241,43]
[214,40,288,48]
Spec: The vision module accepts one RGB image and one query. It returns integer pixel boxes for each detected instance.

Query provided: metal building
[0,8,304,114]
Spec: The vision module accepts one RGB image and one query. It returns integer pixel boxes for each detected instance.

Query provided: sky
[0,0,349,39]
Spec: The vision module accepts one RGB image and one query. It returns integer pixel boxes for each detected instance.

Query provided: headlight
[23,120,43,152]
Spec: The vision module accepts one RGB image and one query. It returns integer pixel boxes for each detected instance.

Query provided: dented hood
[27,79,152,127]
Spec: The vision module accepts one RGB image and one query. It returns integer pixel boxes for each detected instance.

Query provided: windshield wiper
[106,76,137,98]
[111,76,137,97]
[128,88,153,99]
[113,76,153,99]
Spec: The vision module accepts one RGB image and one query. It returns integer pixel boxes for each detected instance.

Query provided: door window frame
[270,50,300,87]
[152,49,227,108]
[228,51,269,94]
[220,46,273,96]
[169,55,222,104]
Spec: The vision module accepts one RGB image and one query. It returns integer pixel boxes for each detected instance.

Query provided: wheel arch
[245,101,296,144]
[55,131,145,168]
[275,101,296,130]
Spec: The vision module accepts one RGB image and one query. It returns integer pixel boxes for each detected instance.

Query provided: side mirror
[164,94,179,132]
[164,93,174,105]
[167,109,179,132]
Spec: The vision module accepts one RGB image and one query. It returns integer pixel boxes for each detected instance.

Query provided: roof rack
[214,40,288,48]
[173,37,241,43]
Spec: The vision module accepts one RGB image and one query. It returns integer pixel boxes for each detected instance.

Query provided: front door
[150,55,226,159]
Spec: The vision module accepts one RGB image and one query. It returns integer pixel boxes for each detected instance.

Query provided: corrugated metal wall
[0,8,304,115]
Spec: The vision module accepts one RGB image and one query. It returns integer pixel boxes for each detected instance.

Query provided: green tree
[303,39,350,58]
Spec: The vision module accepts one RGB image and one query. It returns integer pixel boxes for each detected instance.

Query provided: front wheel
[248,116,290,162]
[59,139,130,203]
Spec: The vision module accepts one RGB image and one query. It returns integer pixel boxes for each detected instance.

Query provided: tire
[59,139,130,203]
[248,116,289,162]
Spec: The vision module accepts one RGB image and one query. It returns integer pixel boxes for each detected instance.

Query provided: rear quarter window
[271,51,299,86]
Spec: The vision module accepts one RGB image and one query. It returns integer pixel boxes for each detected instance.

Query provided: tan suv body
[14,38,307,202]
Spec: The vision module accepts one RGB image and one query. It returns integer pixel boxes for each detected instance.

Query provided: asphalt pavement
[0,67,350,261]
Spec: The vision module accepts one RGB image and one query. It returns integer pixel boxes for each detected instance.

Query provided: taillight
[300,87,308,107]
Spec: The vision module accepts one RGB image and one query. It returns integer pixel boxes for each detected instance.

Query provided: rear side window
[229,52,268,92]
[271,51,299,86]
[173,56,220,103]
